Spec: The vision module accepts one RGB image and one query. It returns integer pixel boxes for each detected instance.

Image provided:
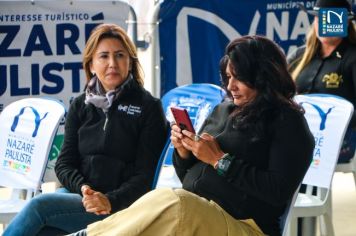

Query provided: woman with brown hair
[3,23,167,236]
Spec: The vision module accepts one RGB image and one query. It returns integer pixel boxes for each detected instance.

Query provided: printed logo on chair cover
[0,98,65,189]
[10,106,48,138]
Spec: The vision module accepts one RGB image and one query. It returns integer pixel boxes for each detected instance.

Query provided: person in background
[288,0,356,163]
[68,35,315,236]
[3,23,167,236]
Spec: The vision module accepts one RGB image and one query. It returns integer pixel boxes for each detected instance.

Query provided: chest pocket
[321,50,348,89]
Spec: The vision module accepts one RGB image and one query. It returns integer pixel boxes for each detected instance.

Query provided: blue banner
[0,1,129,111]
[158,0,316,95]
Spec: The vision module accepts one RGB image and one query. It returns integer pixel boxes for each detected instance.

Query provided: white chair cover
[0,98,65,224]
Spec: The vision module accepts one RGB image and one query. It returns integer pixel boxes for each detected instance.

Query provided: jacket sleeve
[173,150,198,182]
[226,110,315,206]
[105,99,168,212]
[55,96,88,194]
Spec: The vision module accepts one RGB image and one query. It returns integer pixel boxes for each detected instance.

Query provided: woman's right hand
[170,123,190,158]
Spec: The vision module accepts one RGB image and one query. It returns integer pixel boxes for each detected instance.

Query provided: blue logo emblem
[11,107,48,137]
[300,102,334,131]
[318,8,348,37]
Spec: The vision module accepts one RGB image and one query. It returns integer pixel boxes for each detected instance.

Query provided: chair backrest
[152,83,226,188]
[294,94,354,189]
[0,98,66,191]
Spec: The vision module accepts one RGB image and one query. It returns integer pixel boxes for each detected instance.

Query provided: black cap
[298,0,355,19]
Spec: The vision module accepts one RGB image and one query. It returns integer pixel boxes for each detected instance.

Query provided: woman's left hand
[181,130,225,167]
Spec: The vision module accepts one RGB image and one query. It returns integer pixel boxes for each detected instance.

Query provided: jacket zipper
[103,112,109,131]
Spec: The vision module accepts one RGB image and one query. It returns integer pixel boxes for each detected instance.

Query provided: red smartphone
[170,107,195,134]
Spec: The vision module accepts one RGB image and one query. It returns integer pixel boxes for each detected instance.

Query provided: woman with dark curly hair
[70,35,315,236]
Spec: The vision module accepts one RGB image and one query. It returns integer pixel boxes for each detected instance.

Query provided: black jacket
[55,79,167,212]
[288,39,356,128]
[173,101,315,236]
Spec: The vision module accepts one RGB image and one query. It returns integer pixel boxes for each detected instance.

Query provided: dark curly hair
[224,35,302,140]
[219,55,231,98]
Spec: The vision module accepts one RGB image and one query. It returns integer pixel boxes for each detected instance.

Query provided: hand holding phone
[170,107,195,134]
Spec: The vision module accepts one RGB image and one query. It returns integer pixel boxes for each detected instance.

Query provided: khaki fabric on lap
[88,188,264,236]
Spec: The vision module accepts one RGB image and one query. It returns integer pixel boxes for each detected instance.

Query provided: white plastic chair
[287,94,354,236]
[152,83,226,189]
[0,98,65,226]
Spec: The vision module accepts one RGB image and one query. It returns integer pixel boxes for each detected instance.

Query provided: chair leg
[287,217,298,236]
[326,192,333,220]
[319,213,335,236]
[319,193,333,235]
[301,217,316,236]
